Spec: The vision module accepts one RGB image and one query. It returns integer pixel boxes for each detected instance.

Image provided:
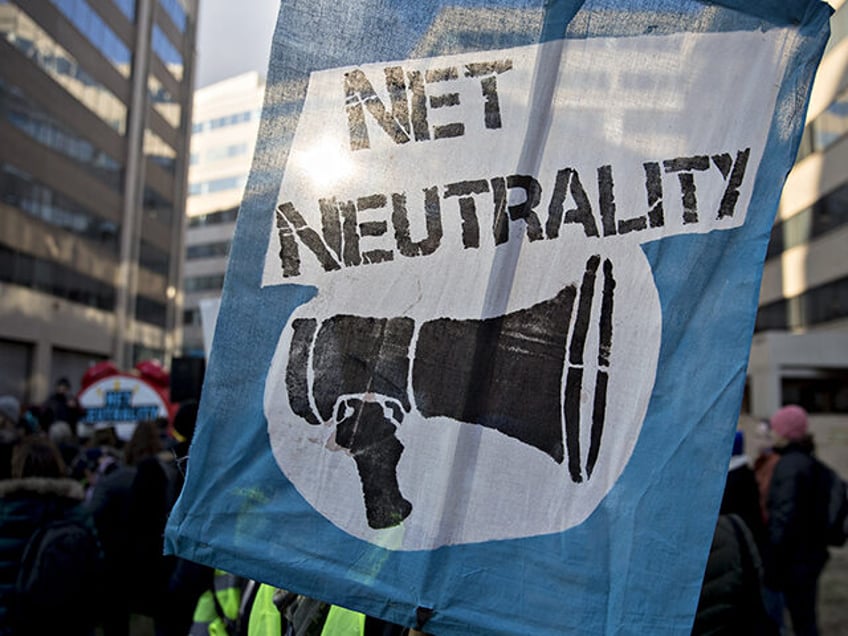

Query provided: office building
[748,3,848,416]
[0,0,197,402]
[181,71,264,356]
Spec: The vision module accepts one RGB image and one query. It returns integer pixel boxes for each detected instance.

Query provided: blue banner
[166,1,831,633]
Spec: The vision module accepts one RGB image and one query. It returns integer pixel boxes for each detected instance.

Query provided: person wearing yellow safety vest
[246,586,412,636]
[246,584,326,636]
[190,569,252,635]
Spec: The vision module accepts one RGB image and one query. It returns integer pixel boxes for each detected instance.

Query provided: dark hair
[11,437,67,479]
[124,420,162,466]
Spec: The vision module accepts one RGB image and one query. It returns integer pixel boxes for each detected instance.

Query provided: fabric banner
[166,1,831,633]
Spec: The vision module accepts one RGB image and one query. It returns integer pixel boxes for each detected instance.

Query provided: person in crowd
[88,420,166,635]
[767,405,829,636]
[0,437,103,635]
[693,430,778,635]
[721,432,767,548]
[0,396,22,480]
[754,420,780,525]
[42,377,83,436]
[692,512,777,635]
[88,405,209,636]
[48,420,80,473]
[157,401,219,636]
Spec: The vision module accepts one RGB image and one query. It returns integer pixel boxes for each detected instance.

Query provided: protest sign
[78,362,172,441]
[166,1,831,633]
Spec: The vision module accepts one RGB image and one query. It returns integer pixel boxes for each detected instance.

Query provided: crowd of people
[693,405,844,636]
[0,380,426,636]
[0,378,842,635]
[0,378,209,636]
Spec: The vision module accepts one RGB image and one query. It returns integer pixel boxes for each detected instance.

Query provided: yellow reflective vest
[190,570,242,636]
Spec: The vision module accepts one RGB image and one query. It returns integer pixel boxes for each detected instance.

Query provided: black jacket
[766,437,829,586]
[693,514,775,635]
[0,477,100,633]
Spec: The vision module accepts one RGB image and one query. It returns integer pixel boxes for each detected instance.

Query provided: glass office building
[0,0,197,401]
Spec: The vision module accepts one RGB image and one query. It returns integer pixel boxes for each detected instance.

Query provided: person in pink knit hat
[766,404,828,636]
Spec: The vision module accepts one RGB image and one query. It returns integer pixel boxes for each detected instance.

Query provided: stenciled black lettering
[713,148,750,219]
[407,70,430,142]
[444,179,489,249]
[392,187,443,257]
[425,66,464,140]
[664,155,710,224]
[491,175,544,245]
[643,162,664,228]
[318,198,342,260]
[601,164,648,235]
[356,194,393,265]
[465,59,513,129]
[546,168,598,239]
[276,203,341,277]
[339,200,361,267]
[597,165,617,237]
[599,166,648,234]
[344,67,411,151]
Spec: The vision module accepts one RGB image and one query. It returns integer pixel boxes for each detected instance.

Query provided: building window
[205,142,249,162]
[144,129,177,173]
[143,187,174,227]
[136,294,167,328]
[140,240,170,277]
[795,84,848,163]
[766,182,848,259]
[0,5,127,133]
[1,163,120,255]
[50,0,132,78]
[186,240,230,260]
[151,24,183,81]
[207,110,254,130]
[187,207,238,227]
[811,87,848,152]
[148,73,181,129]
[0,244,116,310]
[131,344,164,366]
[184,274,226,293]
[183,307,201,326]
[756,275,848,332]
[112,0,136,21]
[158,0,187,32]
[1,80,123,192]
[188,175,246,196]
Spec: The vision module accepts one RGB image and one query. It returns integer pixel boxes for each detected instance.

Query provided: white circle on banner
[264,245,660,550]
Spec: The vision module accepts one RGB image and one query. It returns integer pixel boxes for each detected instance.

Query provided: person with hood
[766,405,829,636]
[0,437,103,635]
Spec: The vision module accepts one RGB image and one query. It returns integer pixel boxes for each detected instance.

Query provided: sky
[194,0,279,88]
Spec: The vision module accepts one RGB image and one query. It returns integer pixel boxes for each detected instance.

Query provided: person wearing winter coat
[0,436,103,635]
[766,405,829,636]
[692,512,776,635]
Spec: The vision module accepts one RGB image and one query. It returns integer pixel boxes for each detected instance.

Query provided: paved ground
[820,545,848,636]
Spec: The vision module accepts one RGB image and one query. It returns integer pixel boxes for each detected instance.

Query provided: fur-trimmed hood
[0,477,85,500]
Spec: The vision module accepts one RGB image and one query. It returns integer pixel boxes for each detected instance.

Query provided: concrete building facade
[181,72,264,356]
[0,0,197,402]
[748,3,848,417]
